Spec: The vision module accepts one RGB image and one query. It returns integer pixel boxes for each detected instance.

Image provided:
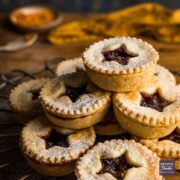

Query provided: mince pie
[40,71,111,129]
[20,116,96,176]
[94,107,125,136]
[76,140,162,180]
[113,79,180,138]
[138,125,180,170]
[9,78,48,124]
[56,57,85,76]
[83,37,159,92]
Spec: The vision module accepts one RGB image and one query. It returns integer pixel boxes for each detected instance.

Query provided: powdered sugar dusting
[83,37,159,72]
[40,72,110,114]
[76,140,160,180]
[22,117,95,164]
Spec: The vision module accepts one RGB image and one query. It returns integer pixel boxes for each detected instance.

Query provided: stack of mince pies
[9,37,179,179]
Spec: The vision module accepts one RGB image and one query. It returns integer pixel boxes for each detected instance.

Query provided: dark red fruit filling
[140,93,170,112]
[159,130,180,143]
[99,154,133,179]
[42,130,69,149]
[103,47,137,65]
[30,89,40,101]
[62,85,87,102]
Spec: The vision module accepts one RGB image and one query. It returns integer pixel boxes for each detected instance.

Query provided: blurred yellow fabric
[48,3,180,44]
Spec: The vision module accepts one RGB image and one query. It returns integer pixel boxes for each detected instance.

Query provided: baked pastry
[40,71,111,129]
[113,79,180,138]
[94,108,126,136]
[138,125,180,170]
[83,37,159,92]
[20,116,96,176]
[9,78,48,124]
[76,139,162,180]
[56,57,85,76]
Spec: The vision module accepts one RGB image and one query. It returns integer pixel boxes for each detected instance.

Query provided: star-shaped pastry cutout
[42,130,69,149]
[103,45,138,65]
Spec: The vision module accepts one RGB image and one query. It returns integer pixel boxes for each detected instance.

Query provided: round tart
[113,79,180,139]
[76,140,162,180]
[20,116,96,176]
[56,57,85,76]
[94,108,125,136]
[9,78,48,124]
[83,37,159,92]
[40,71,111,129]
[138,125,180,170]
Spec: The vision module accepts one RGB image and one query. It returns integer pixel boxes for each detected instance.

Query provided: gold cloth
[48,3,180,44]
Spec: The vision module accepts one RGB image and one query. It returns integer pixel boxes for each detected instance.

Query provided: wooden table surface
[0,12,179,180]
[0,13,180,82]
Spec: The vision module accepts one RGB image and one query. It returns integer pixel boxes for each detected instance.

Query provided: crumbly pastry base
[85,63,156,92]
[9,78,47,117]
[21,116,96,165]
[44,103,110,129]
[114,105,178,138]
[94,122,126,136]
[24,154,75,176]
[76,140,162,180]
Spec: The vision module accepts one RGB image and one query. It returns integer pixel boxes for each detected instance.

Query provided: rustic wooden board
[0,13,179,180]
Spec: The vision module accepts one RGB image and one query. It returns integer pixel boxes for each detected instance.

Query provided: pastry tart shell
[85,62,156,92]
[45,102,110,129]
[114,105,178,138]
[24,154,75,176]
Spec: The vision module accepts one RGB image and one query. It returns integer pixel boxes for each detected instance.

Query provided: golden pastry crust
[175,158,180,170]
[24,154,75,176]
[83,37,158,75]
[75,140,162,180]
[44,103,110,129]
[40,72,111,118]
[9,78,48,123]
[85,65,156,92]
[113,79,180,138]
[140,138,180,159]
[137,125,180,161]
[21,116,96,165]
[82,37,158,92]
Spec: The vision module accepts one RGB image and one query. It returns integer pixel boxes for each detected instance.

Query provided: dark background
[0,0,180,12]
